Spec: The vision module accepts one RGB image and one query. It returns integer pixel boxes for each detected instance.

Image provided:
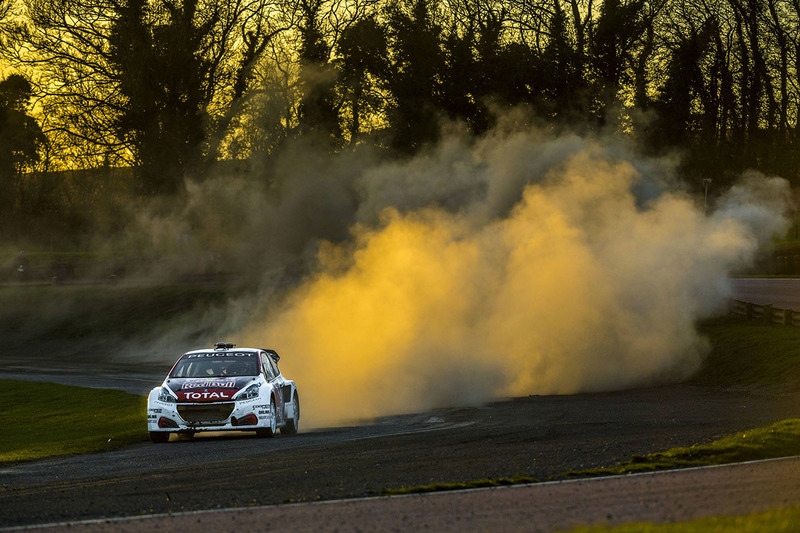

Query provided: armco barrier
[729,299,800,327]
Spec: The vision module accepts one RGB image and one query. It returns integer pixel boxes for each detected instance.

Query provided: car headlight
[236,383,260,401]
[157,387,177,403]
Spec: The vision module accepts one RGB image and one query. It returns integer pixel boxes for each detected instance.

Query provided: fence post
[763,304,773,325]
[785,309,793,327]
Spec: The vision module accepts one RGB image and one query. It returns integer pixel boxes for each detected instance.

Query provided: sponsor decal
[184,391,231,400]
[148,408,162,413]
[257,410,269,415]
[184,352,255,359]
[147,415,158,420]
[253,404,268,409]
[181,379,236,390]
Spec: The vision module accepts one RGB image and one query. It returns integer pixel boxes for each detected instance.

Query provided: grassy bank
[565,506,800,533]
[562,418,800,478]
[0,283,234,344]
[383,418,800,496]
[0,380,147,463]
[0,283,245,463]
[693,315,800,389]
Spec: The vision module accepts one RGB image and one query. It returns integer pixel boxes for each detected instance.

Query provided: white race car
[147,343,299,442]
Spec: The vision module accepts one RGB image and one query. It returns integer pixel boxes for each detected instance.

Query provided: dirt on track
[2,384,800,529]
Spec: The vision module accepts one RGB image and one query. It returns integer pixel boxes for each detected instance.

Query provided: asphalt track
[729,277,800,310]
[12,457,800,532]
[2,384,800,531]
[1,278,800,531]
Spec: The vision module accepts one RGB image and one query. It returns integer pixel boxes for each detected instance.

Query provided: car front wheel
[282,394,299,435]
[256,398,276,438]
[149,431,169,443]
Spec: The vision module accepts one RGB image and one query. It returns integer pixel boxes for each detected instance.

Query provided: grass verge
[564,506,800,533]
[0,379,147,463]
[693,315,800,389]
[383,475,539,496]
[562,418,800,478]
[382,418,800,495]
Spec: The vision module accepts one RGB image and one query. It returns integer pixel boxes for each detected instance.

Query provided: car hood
[165,376,257,402]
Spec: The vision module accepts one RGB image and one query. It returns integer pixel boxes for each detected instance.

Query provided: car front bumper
[147,390,273,433]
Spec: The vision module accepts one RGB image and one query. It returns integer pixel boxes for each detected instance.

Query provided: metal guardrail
[729,299,800,327]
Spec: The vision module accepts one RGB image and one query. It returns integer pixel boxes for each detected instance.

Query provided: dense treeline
[0,0,799,241]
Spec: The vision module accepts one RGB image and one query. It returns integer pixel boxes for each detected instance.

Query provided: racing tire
[282,394,300,435]
[256,398,277,438]
[149,431,169,443]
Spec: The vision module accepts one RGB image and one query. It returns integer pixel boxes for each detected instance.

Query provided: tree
[651,19,714,147]
[765,0,789,143]
[0,0,798,206]
[590,0,665,120]
[727,0,771,145]
[0,75,46,225]
[296,0,341,143]
[385,0,445,152]
[336,16,389,145]
[0,0,11,29]
[440,26,480,130]
[0,0,12,44]
[6,0,294,194]
[109,0,214,194]
[441,3,513,131]
[539,0,587,119]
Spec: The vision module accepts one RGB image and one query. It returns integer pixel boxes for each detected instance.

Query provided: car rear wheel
[282,394,299,435]
[256,398,276,438]
[149,431,169,443]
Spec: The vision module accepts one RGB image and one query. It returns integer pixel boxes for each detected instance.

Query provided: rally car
[147,342,299,443]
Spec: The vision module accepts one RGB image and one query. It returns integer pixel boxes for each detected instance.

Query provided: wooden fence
[729,299,800,327]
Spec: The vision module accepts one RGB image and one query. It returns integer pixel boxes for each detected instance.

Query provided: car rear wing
[262,349,280,363]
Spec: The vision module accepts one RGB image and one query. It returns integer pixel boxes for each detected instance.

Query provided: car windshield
[170,352,259,378]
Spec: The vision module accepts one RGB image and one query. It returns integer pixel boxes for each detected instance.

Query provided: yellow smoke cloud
[241,140,790,428]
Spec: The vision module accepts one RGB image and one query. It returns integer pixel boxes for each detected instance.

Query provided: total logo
[184,391,232,400]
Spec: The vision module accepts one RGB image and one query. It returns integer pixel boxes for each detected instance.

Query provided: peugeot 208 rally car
[147,343,299,443]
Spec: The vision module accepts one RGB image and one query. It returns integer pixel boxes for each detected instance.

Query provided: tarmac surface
[1,278,799,530]
[729,277,800,310]
[12,457,800,532]
[2,384,799,530]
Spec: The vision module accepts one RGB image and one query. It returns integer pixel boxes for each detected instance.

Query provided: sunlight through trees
[0,0,798,242]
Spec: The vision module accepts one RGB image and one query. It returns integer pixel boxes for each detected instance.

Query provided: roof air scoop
[214,342,236,350]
